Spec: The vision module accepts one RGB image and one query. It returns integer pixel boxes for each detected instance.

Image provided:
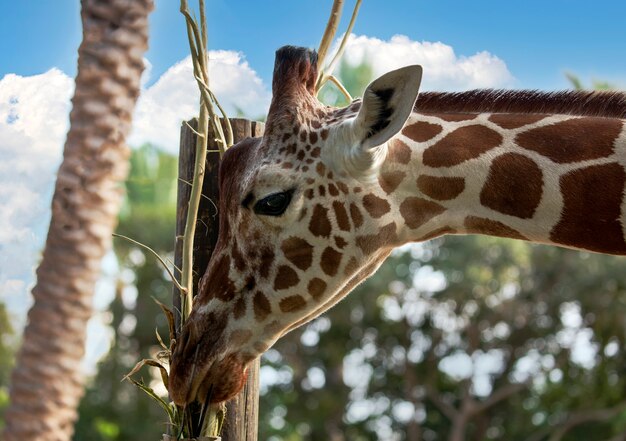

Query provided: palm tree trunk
[2,1,153,440]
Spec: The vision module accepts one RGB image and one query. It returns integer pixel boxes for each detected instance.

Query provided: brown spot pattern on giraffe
[362,194,391,218]
[356,222,398,255]
[307,278,327,300]
[379,171,406,194]
[516,117,623,163]
[399,197,446,229]
[423,125,503,167]
[464,216,527,240]
[480,153,543,219]
[333,201,351,231]
[207,254,236,301]
[321,247,342,276]
[343,257,358,276]
[263,320,282,336]
[402,121,443,142]
[253,342,269,354]
[233,297,246,320]
[258,247,274,279]
[334,236,347,249]
[337,181,350,194]
[229,329,252,346]
[388,139,412,164]
[550,163,626,254]
[231,244,246,271]
[274,265,299,290]
[349,203,364,228]
[253,291,271,321]
[309,204,332,237]
[281,237,314,270]
[279,295,307,313]
[417,175,465,201]
[488,113,547,129]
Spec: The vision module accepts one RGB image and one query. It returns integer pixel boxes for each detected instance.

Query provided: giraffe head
[169,46,422,404]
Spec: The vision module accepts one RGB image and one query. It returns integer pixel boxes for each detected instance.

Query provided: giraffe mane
[415,89,626,119]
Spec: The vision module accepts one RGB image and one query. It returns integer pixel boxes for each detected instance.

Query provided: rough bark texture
[174,119,263,440]
[216,120,263,441]
[2,1,152,440]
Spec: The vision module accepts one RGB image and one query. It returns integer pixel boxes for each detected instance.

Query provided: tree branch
[424,384,458,422]
[547,402,626,441]
[471,380,531,416]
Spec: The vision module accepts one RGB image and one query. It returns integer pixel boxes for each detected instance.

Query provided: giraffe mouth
[170,353,247,405]
[169,316,248,405]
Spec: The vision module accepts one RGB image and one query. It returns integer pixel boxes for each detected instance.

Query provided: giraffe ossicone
[169,45,626,405]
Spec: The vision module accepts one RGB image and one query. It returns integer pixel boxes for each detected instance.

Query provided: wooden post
[173,118,263,441]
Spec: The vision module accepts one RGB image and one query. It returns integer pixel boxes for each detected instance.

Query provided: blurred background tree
[318,58,374,107]
[73,144,177,441]
[0,303,15,431]
[565,73,619,91]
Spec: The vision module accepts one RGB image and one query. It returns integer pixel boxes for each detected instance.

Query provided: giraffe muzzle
[169,311,248,405]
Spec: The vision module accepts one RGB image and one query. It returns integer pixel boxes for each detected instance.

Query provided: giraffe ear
[329,65,423,179]
[355,65,423,150]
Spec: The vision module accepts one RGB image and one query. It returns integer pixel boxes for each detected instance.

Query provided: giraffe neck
[383,111,626,254]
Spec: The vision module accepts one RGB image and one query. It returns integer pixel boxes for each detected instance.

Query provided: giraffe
[169,45,626,405]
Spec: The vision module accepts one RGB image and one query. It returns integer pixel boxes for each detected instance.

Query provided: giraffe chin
[170,354,248,405]
[197,361,248,404]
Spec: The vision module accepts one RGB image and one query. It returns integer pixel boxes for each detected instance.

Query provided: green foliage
[94,418,120,440]
[260,237,626,440]
[0,303,15,386]
[74,144,177,441]
[0,388,8,432]
[566,72,620,91]
[318,58,374,107]
[0,302,15,431]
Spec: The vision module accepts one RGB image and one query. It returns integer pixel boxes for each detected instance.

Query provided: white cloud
[129,50,271,152]
[0,69,73,329]
[332,34,515,91]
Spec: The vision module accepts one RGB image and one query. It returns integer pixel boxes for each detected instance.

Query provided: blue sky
[2,0,626,90]
[1,0,625,369]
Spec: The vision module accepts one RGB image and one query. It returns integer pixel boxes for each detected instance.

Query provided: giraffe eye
[253,190,293,216]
